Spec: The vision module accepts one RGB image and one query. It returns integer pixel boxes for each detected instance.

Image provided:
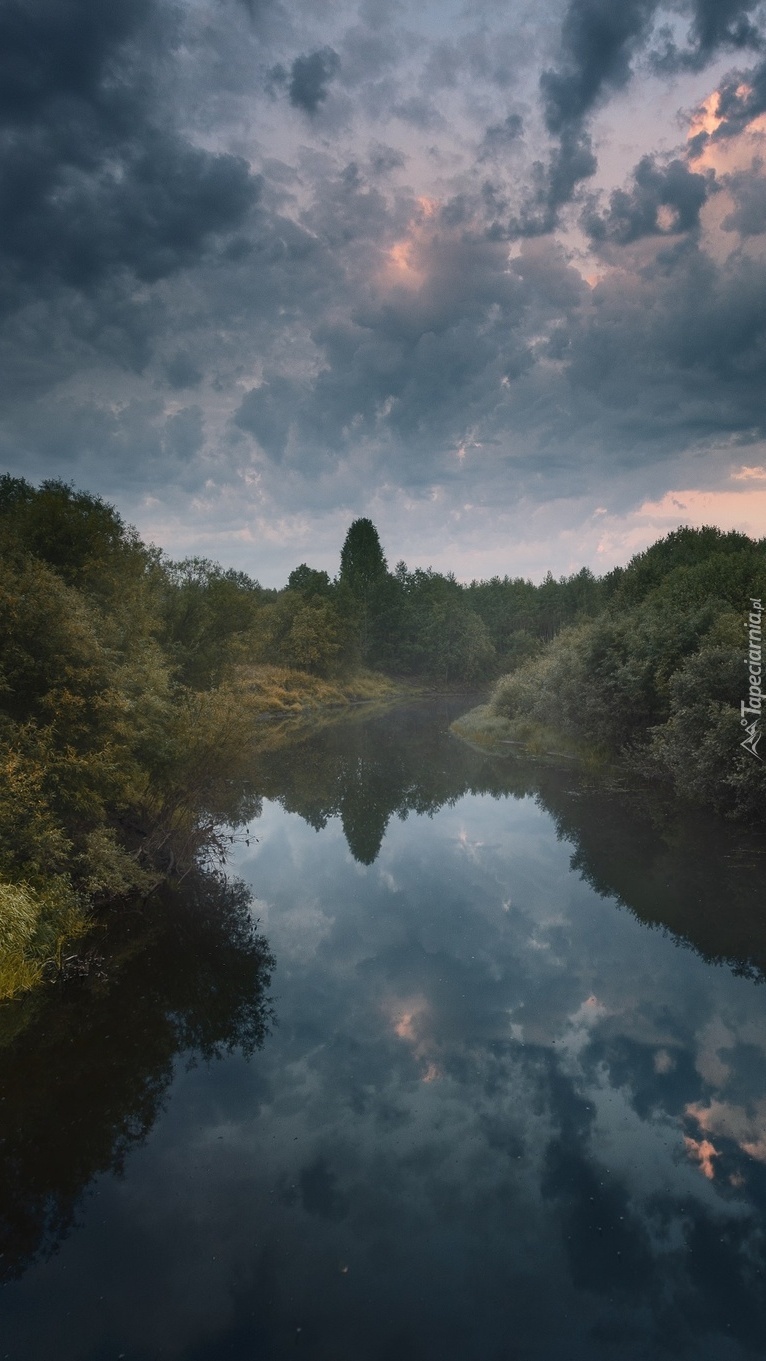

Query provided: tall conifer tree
[339,519,387,598]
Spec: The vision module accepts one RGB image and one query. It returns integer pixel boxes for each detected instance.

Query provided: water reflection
[1,700,766,1360]
[0,871,273,1283]
[259,699,766,979]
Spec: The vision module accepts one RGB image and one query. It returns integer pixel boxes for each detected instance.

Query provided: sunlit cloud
[455,827,485,861]
[732,465,766,481]
[381,197,440,291]
[386,997,443,1082]
[391,1000,426,1043]
[689,83,766,181]
[684,1134,720,1180]
[687,1099,766,1168]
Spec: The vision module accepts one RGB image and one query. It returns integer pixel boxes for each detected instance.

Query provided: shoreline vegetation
[452,531,766,819]
[1,474,765,1003]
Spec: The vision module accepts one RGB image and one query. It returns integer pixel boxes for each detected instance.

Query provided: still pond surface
[2,699,766,1361]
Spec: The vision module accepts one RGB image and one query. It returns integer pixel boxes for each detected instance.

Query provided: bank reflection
[0,871,273,1282]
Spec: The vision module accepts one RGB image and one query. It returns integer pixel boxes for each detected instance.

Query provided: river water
[2,699,766,1360]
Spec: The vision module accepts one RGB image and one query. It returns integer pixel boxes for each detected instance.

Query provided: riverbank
[450,702,608,766]
[232,664,415,715]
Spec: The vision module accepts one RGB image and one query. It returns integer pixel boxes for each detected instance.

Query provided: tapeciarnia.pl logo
[741,597,763,761]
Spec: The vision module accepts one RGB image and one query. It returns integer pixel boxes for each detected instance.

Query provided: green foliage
[287,564,332,597]
[256,590,353,675]
[644,614,766,819]
[362,564,494,679]
[158,556,264,688]
[491,528,766,818]
[0,879,86,999]
[339,518,388,597]
[418,600,495,682]
[277,520,605,684]
[0,478,269,998]
[602,526,758,609]
[0,475,152,606]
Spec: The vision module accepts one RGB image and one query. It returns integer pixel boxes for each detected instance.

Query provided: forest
[1,474,764,1001]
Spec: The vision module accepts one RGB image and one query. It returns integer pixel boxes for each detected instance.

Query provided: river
[1,699,766,1360]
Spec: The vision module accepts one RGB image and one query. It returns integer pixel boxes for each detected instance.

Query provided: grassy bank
[232,664,412,715]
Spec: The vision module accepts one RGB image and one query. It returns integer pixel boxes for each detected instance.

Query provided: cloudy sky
[3,0,766,584]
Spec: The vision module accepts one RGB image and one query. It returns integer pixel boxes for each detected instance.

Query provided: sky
[3,0,766,585]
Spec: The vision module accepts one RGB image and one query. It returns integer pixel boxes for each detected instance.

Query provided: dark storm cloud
[288,47,341,114]
[0,135,259,295]
[247,226,539,471]
[3,0,766,553]
[585,155,711,242]
[368,143,407,176]
[0,0,154,121]
[0,387,210,496]
[218,142,765,504]
[652,0,764,71]
[163,405,204,462]
[562,243,766,448]
[512,127,598,235]
[687,0,764,56]
[541,0,763,139]
[0,0,260,314]
[165,352,204,391]
[540,0,658,135]
[515,0,658,229]
[235,0,277,19]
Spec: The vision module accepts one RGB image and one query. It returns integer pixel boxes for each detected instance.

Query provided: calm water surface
[2,700,766,1360]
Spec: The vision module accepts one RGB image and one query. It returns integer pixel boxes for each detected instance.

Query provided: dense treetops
[489,525,766,820]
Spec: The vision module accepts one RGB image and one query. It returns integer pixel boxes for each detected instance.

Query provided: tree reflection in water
[0,871,274,1282]
[258,699,766,979]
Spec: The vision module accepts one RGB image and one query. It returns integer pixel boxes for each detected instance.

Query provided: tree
[287,564,332,598]
[0,475,151,604]
[422,602,495,683]
[339,519,388,598]
[159,557,263,688]
[257,591,350,675]
[338,519,389,663]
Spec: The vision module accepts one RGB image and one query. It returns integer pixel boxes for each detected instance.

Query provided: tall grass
[0,880,89,1000]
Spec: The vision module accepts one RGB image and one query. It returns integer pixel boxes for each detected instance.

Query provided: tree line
[259,516,604,682]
